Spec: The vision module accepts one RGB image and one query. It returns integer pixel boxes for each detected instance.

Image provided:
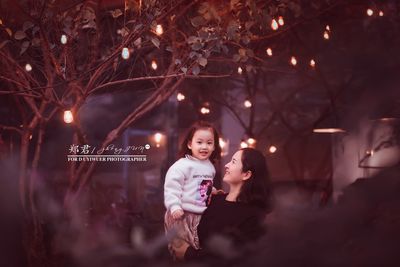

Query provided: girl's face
[187,128,215,160]
[223,150,250,185]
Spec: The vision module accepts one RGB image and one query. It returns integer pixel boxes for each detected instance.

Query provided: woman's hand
[212,188,225,195]
[172,240,190,260]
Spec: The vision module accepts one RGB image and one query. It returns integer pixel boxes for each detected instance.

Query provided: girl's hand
[172,209,184,220]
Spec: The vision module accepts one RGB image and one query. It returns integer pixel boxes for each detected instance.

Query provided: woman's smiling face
[223,150,248,185]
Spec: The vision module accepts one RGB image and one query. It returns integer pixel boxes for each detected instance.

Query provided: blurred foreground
[1,158,399,267]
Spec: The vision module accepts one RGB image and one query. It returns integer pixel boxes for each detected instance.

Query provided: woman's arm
[184,246,203,260]
[173,241,208,261]
[234,214,266,244]
[174,216,265,261]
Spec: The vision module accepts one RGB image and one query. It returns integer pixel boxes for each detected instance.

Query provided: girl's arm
[164,165,185,213]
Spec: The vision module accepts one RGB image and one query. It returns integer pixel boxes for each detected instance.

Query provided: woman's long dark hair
[237,148,273,213]
[178,121,221,163]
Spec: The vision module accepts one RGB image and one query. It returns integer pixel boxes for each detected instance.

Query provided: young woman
[172,148,273,261]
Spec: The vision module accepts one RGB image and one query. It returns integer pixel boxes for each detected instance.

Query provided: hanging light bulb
[365,150,374,156]
[63,110,74,124]
[237,66,243,74]
[121,47,130,59]
[310,59,316,68]
[60,34,67,44]
[367,8,373,16]
[290,56,297,66]
[240,141,249,149]
[269,145,277,153]
[379,11,384,17]
[219,138,229,156]
[247,138,256,146]
[278,16,284,26]
[244,100,252,108]
[154,132,163,148]
[200,107,210,114]
[271,19,279,30]
[155,24,163,35]
[323,31,330,40]
[151,60,158,70]
[266,47,273,56]
[154,133,162,142]
[219,138,226,149]
[25,63,32,72]
[177,93,185,101]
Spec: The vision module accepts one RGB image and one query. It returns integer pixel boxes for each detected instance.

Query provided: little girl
[164,121,221,258]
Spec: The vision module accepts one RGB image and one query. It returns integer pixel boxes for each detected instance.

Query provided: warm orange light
[379,11,384,17]
[219,138,226,149]
[151,60,158,70]
[269,145,277,153]
[266,47,273,56]
[63,110,74,124]
[244,100,252,108]
[290,56,297,66]
[378,117,398,122]
[247,138,256,145]
[313,128,346,133]
[154,132,163,147]
[366,150,374,156]
[121,47,130,59]
[177,93,185,101]
[367,8,373,16]
[25,63,32,72]
[325,25,331,31]
[278,16,284,26]
[154,133,162,143]
[237,67,243,74]
[323,31,330,40]
[310,59,316,68]
[271,19,279,30]
[155,24,163,35]
[240,141,249,148]
[200,107,210,114]
[61,34,67,44]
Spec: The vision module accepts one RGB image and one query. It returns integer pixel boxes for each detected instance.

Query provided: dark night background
[0,0,400,266]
